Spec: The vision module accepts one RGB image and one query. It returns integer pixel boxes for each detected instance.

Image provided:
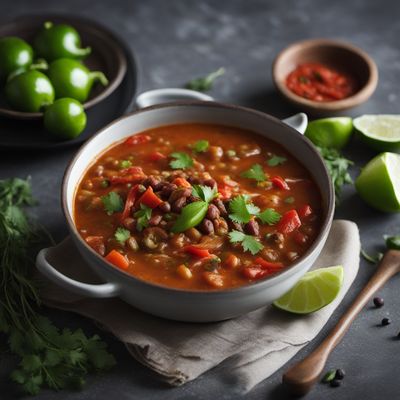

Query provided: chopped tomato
[271,176,290,190]
[148,152,167,162]
[121,184,139,220]
[172,177,191,188]
[254,257,284,270]
[218,184,232,200]
[138,186,162,208]
[277,209,301,234]
[184,245,212,258]
[242,265,270,280]
[124,134,151,146]
[298,204,313,218]
[105,250,129,270]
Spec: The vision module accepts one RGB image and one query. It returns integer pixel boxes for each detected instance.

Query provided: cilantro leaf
[229,230,264,255]
[169,152,194,169]
[258,208,281,225]
[229,195,260,224]
[134,204,152,232]
[240,164,267,182]
[185,67,225,92]
[316,146,353,203]
[267,155,287,166]
[101,192,123,215]
[114,227,130,244]
[190,140,209,153]
[192,184,217,203]
[119,159,132,169]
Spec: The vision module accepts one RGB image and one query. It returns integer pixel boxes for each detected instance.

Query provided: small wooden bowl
[0,15,127,120]
[272,39,378,115]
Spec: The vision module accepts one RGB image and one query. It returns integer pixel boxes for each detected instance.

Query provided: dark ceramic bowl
[0,15,127,120]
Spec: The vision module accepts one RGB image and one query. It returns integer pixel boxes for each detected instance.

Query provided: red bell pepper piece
[121,184,139,221]
[277,209,301,234]
[148,151,167,162]
[298,204,313,218]
[271,176,290,190]
[183,245,212,258]
[172,177,191,188]
[124,134,151,145]
[254,257,284,270]
[138,186,162,209]
[218,184,232,200]
[242,265,270,280]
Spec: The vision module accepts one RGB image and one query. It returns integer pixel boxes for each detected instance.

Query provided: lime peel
[273,265,344,314]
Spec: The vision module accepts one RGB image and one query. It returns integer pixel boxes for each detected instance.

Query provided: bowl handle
[36,247,120,298]
[281,113,308,134]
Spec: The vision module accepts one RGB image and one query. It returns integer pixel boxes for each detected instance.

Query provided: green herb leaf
[169,152,194,170]
[384,234,400,250]
[192,184,217,203]
[258,208,281,225]
[361,248,383,264]
[317,146,353,203]
[190,140,209,153]
[240,164,267,182]
[134,204,152,232]
[119,160,132,169]
[267,155,287,167]
[101,192,124,215]
[229,230,263,255]
[114,227,130,244]
[172,201,208,233]
[229,195,260,224]
[322,370,337,383]
[185,67,225,92]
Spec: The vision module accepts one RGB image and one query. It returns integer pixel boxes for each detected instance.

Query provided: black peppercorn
[335,368,345,380]
[373,297,384,308]
[381,317,391,326]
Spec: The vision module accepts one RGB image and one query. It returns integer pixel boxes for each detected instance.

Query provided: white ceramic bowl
[36,101,334,322]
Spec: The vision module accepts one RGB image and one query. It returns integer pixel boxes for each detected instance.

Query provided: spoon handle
[282,249,400,396]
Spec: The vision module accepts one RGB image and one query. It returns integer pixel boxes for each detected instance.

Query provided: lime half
[355,152,400,212]
[273,266,344,314]
[305,117,353,149]
[354,114,400,152]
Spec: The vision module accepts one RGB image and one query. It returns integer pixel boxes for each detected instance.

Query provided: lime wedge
[355,152,400,212]
[305,117,353,149]
[354,114,400,152]
[273,266,344,314]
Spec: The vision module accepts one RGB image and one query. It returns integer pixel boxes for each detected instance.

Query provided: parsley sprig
[169,152,194,170]
[0,178,115,395]
[114,227,130,244]
[190,140,209,153]
[101,191,123,215]
[258,208,281,225]
[228,195,260,224]
[240,164,267,182]
[229,230,263,255]
[185,67,225,92]
[267,155,287,166]
[134,204,152,231]
[192,184,217,203]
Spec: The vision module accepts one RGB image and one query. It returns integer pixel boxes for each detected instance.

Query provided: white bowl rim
[62,100,335,296]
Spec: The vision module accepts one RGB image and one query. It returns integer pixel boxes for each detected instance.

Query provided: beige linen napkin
[37,220,360,392]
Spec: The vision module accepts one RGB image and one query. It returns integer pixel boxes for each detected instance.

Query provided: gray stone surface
[1,0,400,398]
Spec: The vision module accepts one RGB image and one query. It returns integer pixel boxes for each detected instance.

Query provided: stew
[74,124,322,290]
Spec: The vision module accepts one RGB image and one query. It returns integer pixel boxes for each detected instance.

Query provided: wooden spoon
[282,249,400,396]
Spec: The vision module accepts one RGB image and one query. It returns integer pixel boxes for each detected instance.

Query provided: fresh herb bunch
[316,146,353,202]
[185,67,225,92]
[0,178,115,395]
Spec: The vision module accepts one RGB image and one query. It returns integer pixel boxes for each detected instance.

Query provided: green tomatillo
[33,21,91,62]
[44,98,87,139]
[5,70,54,112]
[47,58,108,102]
[0,37,33,82]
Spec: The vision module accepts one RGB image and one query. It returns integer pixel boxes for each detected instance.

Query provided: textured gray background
[1,0,400,399]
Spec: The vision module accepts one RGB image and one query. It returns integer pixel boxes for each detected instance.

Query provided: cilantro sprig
[267,155,287,167]
[134,204,152,231]
[240,164,267,182]
[192,184,217,203]
[228,195,260,224]
[0,178,115,395]
[169,152,194,170]
[229,230,263,255]
[258,208,282,225]
[101,191,123,215]
[185,67,225,92]
[114,227,130,244]
[190,140,209,153]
